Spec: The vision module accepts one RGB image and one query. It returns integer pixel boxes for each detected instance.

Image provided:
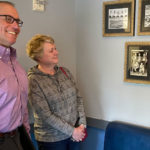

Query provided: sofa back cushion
[104,121,150,150]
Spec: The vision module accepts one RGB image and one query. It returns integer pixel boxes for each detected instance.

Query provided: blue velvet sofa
[104,121,150,150]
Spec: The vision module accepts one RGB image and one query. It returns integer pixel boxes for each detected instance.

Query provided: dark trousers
[37,138,80,150]
[0,130,23,150]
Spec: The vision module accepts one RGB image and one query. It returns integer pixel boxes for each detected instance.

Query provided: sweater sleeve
[64,68,87,127]
[76,89,87,126]
[28,77,74,136]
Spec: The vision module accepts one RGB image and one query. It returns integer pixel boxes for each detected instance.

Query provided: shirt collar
[0,45,16,62]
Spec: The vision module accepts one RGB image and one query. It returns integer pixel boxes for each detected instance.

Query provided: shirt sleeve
[28,77,74,136]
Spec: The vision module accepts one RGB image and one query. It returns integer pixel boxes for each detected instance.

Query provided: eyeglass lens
[6,15,23,27]
[0,15,23,27]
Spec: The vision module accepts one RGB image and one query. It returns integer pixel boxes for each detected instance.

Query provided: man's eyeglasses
[0,15,23,27]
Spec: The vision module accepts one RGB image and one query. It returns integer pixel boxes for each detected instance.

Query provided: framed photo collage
[103,0,150,84]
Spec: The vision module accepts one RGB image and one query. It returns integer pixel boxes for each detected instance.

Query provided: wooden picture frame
[103,0,135,37]
[124,42,150,84]
[138,0,150,35]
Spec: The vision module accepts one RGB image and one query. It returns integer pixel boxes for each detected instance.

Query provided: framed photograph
[103,0,135,37]
[138,0,150,35]
[124,42,150,84]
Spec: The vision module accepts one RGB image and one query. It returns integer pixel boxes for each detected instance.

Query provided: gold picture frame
[124,42,150,84]
[103,0,135,37]
[137,0,150,35]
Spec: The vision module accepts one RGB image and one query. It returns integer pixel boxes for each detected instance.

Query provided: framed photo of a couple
[124,42,150,84]
[103,0,135,37]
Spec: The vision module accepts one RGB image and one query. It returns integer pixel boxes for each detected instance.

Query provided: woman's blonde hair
[26,34,55,61]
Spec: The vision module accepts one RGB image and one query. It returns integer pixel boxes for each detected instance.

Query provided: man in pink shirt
[0,1,32,150]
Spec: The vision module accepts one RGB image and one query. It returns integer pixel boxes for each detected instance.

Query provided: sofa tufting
[104,121,150,150]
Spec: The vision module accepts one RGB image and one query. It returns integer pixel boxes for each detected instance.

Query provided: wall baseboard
[87,117,109,130]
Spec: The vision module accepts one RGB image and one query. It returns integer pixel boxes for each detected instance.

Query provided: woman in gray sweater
[26,34,86,150]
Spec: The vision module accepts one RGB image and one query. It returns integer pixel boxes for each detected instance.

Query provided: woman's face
[38,42,58,66]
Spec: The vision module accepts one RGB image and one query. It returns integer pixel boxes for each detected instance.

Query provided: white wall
[11,0,150,127]
[11,0,76,76]
[76,0,150,127]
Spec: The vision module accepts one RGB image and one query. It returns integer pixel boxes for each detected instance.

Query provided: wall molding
[87,117,109,130]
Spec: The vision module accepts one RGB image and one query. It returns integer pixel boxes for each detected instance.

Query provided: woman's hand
[72,125,85,142]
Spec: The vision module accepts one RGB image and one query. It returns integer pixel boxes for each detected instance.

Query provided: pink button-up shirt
[0,45,29,133]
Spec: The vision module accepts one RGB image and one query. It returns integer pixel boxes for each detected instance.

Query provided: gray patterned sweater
[28,66,86,142]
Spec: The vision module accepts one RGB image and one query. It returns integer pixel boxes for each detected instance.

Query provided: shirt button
[6,48,10,52]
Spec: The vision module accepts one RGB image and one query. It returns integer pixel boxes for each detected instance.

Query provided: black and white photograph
[108,8,128,29]
[130,50,148,77]
[124,42,150,84]
[103,0,135,37]
[144,5,150,27]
